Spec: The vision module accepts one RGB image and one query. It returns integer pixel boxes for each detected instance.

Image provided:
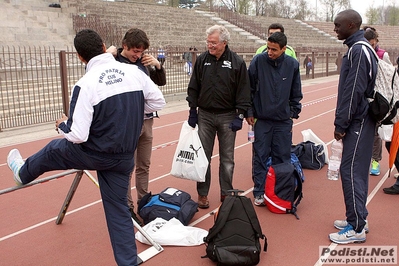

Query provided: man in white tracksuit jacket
[7,29,165,266]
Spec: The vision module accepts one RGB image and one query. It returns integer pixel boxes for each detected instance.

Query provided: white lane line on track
[302,95,336,106]
[153,121,184,130]
[0,200,101,242]
[303,85,337,95]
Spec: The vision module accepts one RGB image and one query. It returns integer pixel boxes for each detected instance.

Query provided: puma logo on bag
[189,144,202,157]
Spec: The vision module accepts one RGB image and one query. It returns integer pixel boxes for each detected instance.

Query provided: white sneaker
[394,173,399,179]
[329,224,366,244]
[7,149,24,186]
[254,195,265,206]
[334,219,369,233]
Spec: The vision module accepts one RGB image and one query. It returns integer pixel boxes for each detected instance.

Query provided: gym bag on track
[138,187,198,225]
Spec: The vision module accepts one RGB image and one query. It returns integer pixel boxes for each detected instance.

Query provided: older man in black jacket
[186,25,251,209]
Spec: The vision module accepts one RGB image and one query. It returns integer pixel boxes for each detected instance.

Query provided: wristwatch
[238,114,244,119]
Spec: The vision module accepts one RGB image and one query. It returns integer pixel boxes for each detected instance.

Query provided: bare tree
[264,1,281,17]
[292,0,313,20]
[365,7,380,25]
[385,5,399,26]
[254,0,268,16]
[320,0,351,22]
[220,0,238,11]
[238,0,251,14]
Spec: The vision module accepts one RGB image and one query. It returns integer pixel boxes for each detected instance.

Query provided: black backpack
[203,190,267,266]
[138,187,198,225]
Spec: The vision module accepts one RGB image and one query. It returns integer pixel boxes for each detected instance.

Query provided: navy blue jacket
[247,52,302,120]
[335,30,377,134]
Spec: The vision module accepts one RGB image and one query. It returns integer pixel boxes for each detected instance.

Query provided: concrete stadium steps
[0,0,75,49]
[239,14,343,49]
[2,0,399,53]
[72,1,261,49]
[304,21,399,50]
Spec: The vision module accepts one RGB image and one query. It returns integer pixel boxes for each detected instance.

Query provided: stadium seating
[1,0,398,54]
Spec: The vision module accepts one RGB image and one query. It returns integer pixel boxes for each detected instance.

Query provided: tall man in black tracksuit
[186,25,251,209]
[329,9,377,244]
[247,32,302,206]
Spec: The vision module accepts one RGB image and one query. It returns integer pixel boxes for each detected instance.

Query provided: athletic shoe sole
[329,235,366,244]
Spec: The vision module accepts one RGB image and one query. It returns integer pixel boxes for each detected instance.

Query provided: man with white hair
[186,25,251,208]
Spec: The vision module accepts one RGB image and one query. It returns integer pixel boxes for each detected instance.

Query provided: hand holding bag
[170,121,208,182]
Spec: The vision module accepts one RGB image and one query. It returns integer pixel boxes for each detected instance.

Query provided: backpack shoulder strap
[240,197,268,251]
[293,170,303,207]
[203,196,235,242]
[349,41,378,61]
[349,41,378,85]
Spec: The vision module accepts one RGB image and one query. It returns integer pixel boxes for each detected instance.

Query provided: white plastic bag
[170,122,208,182]
[135,217,208,246]
[378,124,393,141]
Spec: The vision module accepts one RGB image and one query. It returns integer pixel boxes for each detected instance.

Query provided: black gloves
[188,108,198,128]
[229,115,243,132]
[188,110,243,131]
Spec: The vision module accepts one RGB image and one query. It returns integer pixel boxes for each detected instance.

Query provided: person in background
[363,26,392,176]
[6,29,166,265]
[383,128,399,195]
[381,55,399,194]
[247,31,302,206]
[186,25,251,209]
[107,28,166,225]
[363,26,392,64]
[305,58,312,78]
[255,23,297,59]
[303,55,309,69]
[183,47,193,75]
[157,46,166,66]
[329,9,377,244]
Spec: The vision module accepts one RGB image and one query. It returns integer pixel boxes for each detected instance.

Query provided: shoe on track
[329,224,366,244]
[334,219,369,233]
[254,195,265,206]
[383,186,399,195]
[7,149,24,186]
[370,160,380,176]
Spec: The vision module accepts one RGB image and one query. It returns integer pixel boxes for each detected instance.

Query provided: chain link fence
[0,45,348,130]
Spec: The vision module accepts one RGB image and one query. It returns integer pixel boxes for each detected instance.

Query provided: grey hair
[206,25,230,43]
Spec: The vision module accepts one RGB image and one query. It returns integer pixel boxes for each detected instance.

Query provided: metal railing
[0,45,349,131]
